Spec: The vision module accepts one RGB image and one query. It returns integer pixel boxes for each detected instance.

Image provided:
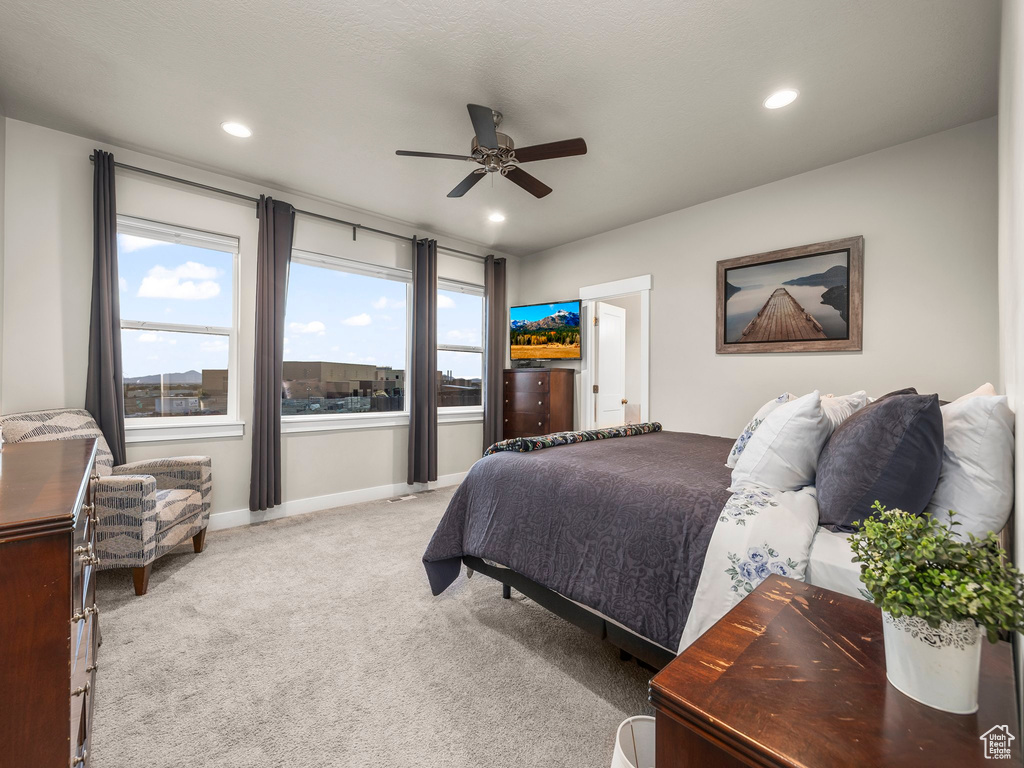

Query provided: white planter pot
[882,611,982,714]
[611,716,655,768]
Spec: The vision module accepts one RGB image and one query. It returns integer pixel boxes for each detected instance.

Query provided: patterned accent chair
[0,409,212,595]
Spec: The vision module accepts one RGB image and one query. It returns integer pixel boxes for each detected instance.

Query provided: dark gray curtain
[85,149,127,466]
[408,238,438,484]
[250,196,295,512]
[482,255,507,453]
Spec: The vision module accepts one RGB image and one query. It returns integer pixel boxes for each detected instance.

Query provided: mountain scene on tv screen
[511,303,581,360]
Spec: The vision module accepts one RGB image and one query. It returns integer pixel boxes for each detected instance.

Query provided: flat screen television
[510,300,582,360]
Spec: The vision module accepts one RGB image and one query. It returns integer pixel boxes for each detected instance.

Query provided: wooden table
[650,575,1020,767]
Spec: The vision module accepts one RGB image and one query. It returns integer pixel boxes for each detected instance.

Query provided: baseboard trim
[207,472,468,532]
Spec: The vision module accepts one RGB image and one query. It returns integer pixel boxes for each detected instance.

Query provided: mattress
[805,526,863,600]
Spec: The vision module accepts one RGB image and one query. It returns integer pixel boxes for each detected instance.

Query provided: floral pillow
[725,392,796,468]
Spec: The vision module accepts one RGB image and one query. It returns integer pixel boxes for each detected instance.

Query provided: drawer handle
[504,418,508,423]
[538,422,542,426]
[79,554,101,567]
[71,682,90,697]
[538,381,543,385]
[72,605,99,623]
[505,399,508,404]
[537,400,542,406]
[73,749,88,766]
[86,662,98,673]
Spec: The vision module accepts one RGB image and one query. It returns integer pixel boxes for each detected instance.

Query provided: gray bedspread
[422,431,734,650]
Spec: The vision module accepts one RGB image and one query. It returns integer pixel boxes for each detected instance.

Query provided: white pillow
[925,390,1015,539]
[725,393,796,468]
[950,381,997,405]
[820,391,869,431]
[731,391,831,492]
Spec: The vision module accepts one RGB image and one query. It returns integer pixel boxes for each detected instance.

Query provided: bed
[422,429,862,668]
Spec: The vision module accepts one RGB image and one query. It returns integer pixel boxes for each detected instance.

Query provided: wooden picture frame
[716,236,863,354]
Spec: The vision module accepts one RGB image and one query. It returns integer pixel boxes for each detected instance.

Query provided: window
[117,217,238,423]
[283,252,410,416]
[437,281,484,408]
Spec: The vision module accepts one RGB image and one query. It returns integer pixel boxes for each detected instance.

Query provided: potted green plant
[849,502,1024,714]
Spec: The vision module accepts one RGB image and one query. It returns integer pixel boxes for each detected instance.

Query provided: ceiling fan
[396,104,587,199]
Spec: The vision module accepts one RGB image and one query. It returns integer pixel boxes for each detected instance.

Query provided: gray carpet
[93,488,652,767]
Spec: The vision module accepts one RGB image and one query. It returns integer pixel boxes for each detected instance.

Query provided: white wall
[516,118,999,438]
[998,0,1024,736]
[1,119,514,519]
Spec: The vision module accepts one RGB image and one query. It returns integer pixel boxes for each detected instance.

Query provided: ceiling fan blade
[396,150,476,161]
[513,138,588,163]
[467,104,499,150]
[447,171,486,198]
[504,167,552,198]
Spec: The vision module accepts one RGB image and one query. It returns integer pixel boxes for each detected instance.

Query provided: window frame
[281,249,414,433]
[117,215,243,442]
[280,252,485,434]
[437,278,485,417]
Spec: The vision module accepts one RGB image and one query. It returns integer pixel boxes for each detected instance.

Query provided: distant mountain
[784,265,848,288]
[820,285,849,324]
[513,309,580,333]
[124,370,202,385]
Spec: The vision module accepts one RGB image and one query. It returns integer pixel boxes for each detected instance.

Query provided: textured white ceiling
[0,0,1000,255]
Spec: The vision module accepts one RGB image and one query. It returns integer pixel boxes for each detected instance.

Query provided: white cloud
[137,262,221,300]
[137,332,159,343]
[331,345,340,352]
[438,295,456,309]
[342,313,372,327]
[119,277,128,293]
[117,234,162,253]
[200,339,229,353]
[289,320,326,335]
[446,329,479,343]
[372,296,405,310]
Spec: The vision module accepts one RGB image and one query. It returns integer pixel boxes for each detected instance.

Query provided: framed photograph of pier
[716,236,863,354]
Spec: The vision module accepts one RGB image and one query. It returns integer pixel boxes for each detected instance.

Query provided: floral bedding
[678,484,821,652]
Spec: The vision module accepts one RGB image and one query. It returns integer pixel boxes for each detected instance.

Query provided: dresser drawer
[505,412,550,437]
[507,391,549,413]
[504,372,550,394]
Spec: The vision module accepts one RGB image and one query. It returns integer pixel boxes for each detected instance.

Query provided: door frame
[580,274,652,430]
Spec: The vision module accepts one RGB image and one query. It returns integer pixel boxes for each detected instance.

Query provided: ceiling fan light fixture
[488,212,506,223]
[763,89,799,109]
[221,121,253,138]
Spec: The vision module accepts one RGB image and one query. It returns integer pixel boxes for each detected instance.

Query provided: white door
[595,302,627,427]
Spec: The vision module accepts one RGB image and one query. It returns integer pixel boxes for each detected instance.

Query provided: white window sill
[438,407,484,424]
[282,412,409,434]
[281,407,483,435]
[125,420,245,443]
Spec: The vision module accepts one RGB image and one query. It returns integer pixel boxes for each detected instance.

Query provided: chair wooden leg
[192,527,208,554]
[132,564,152,596]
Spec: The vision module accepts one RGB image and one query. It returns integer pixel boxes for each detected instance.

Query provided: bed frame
[463,555,676,670]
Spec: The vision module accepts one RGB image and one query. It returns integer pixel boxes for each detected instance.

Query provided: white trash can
[611,715,655,768]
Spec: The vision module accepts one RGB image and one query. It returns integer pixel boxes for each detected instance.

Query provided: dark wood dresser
[650,575,1020,768]
[502,367,574,439]
[0,439,99,768]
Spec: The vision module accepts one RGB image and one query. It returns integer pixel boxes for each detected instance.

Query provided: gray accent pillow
[816,390,943,532]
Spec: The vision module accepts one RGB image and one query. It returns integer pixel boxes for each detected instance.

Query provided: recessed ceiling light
[221,121,252,138]
[763,89,799,109]
[488,212,506,223]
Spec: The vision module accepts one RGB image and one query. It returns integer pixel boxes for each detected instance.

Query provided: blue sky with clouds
[510,300,580,325]
[117,235,484,379]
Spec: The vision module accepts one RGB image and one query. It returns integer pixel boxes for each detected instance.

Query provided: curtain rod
[88,154,490,262]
